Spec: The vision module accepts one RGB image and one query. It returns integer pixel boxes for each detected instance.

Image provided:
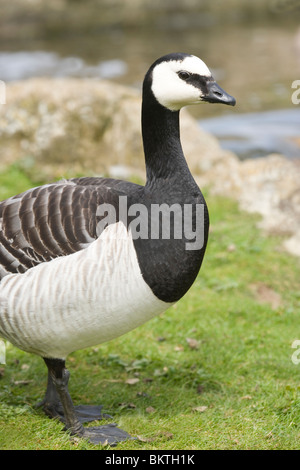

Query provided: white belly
[0,222,172,359]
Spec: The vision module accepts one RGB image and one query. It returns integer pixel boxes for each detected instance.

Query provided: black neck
[142,86,196,189]
[131,76,209,303]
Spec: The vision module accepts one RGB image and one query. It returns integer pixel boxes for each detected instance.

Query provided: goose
[0,53,235,445]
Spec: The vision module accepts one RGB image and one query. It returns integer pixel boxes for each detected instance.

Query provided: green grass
[0,164,300,450]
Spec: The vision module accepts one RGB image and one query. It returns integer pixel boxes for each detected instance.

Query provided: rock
[197,153,300,257]
[0,77,230,182]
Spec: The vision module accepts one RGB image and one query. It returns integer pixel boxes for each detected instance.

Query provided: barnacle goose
[0,53,235,445]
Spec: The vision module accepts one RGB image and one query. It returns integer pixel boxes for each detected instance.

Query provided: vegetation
[0,165,300,450]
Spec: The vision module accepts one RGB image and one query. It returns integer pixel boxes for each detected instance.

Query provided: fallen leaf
[125,378,140,385]
[118,402,136,409]
[146,406,156,413]
[174,345,184,352]
[137,435,156,443]
[71,437,81,444]
[157,431,173,440]
[227,243,236,252]
[13,380,33,386]
[241,395,252,400]
[193,405,208,413]
[186,338,200,350]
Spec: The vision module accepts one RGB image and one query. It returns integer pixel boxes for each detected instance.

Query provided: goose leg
[42,358,132,446]
[38,361,111,423]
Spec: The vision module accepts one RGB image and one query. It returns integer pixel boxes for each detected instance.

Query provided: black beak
[203,81,236,106]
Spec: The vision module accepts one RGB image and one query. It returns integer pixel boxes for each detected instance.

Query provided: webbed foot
[40,401,112,423]
[81,423,133,446]
[42,357,132,446]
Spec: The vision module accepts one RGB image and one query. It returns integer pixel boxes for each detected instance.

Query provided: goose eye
[178,71,191,80]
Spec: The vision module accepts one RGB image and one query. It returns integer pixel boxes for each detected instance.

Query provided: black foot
[42,358,132,447]
[40,401,112,424]
[74,405,112,423]
[81,423,133,446]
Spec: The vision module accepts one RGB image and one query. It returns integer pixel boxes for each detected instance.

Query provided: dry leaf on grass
[192,405,208,413]
[13,380,33,386]
[125,378,140,385]
[137,435,156,443]
[227,243,236,252]
[145,406,156,413]
[158,431,173,440]
[174,345,184,352]
[118,402,136,409]
[241,395,252,400]
[186,338,200,350]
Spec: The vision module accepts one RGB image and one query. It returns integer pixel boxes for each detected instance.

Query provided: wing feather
[0,179,134,280]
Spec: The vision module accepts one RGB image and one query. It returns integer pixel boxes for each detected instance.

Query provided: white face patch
[151,55,212,111]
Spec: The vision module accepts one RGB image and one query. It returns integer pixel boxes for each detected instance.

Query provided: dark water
[0,4,299,159]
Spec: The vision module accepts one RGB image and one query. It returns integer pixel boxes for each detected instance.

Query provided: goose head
[148,52,236,111]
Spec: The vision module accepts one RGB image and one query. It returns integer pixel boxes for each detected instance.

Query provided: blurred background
[0,0,299,159]
[2,3,300,452]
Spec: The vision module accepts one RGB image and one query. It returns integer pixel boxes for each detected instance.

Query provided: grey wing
[0,180,123,280]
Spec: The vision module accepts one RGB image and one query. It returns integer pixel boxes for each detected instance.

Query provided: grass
[0,163,300,450]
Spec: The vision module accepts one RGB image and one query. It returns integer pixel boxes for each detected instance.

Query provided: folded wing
[0,178,138,280]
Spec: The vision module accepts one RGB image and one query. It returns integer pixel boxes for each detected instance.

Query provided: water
[199,108,300,159]
[0,51,128,81]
